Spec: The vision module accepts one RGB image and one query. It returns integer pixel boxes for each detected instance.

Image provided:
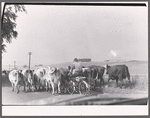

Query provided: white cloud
[110,50,117,57]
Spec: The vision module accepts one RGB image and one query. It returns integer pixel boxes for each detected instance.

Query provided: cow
[80,65,105,90]
[9,69,24,93]
[104,64,131,88]
[88,65,105,86]
[45,67,61,95]
[58,67,70,93]
[2,70,7,75]
[22,69,34,92]
[33,67,47,91]
[81,67,94,90]
[2,70,10,76]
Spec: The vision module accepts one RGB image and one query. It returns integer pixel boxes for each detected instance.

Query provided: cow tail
[15,72,19,86]
[28,73,31,83]
[33,74,36,85]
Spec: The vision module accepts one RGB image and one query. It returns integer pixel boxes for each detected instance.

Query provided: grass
[103,74,148,94]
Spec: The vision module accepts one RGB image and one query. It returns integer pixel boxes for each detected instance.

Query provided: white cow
[33,67,48,91]
[45,67,61,95]
[9,69,23,93]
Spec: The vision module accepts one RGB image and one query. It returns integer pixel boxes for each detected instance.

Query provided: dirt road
[2,74,148,106]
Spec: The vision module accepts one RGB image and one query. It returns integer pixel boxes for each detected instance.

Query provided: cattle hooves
[52,93,55,95]
[58,92,61,95]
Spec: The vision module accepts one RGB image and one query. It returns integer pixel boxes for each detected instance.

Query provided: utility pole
[28,52,32,71]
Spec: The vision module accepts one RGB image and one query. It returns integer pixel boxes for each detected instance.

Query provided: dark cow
[2,70,7,75]
[81,65,105,90]
[105,64,131,88]
[2,70,10,76]
[88,65,105,86]
[81,67,94,89]
[58,67,70,93]
[22,69,34,92]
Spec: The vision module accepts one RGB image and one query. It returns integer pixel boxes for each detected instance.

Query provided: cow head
[104,64,111,74]
[48,66,57,74]
[67,66,71,71]
[2,70,7,75]
[67,65,75,76]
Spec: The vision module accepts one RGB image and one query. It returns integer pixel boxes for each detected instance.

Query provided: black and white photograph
[1,1,148,116]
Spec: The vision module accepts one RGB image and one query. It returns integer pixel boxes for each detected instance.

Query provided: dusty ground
[2,74,148,105]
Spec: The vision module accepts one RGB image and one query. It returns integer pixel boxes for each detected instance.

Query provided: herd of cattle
[3,64,132,94]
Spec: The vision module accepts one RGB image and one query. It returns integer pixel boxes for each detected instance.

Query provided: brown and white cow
[22,69,34,92]
[45,67,61,95]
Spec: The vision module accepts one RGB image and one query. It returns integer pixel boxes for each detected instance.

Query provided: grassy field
[49,60,148,75]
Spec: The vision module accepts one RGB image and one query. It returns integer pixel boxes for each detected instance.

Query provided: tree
[1,4,27,53]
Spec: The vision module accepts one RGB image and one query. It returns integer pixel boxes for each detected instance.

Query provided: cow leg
[33,76,37,91]
[34,83,37,91]
[25,83,28,92]
[102,78,105,85]
[48,81,51,93]
[116,78,119,87]
[64,88,67,94]
[58,82,61,94]
[38,79,41,91]
[128,80,132,89]
[42,86,45,90]
[23,81,26,92]
[100,78,104,86]
[64,82,68,94]
[118,76,123,88]
[15,81,19,94]
[16,83,20,94]
[28,85,31,91]
[120,79,123,89]
[108,78,111,87]
[51,83,55,95]
[42,80,46,90]
[93,80,96,90]
[11,82,14,91]
[45,81,48,92]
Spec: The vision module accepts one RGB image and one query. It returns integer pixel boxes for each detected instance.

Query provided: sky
[2,3,148,68]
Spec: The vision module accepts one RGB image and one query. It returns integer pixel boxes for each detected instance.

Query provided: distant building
[78,58,91,62]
